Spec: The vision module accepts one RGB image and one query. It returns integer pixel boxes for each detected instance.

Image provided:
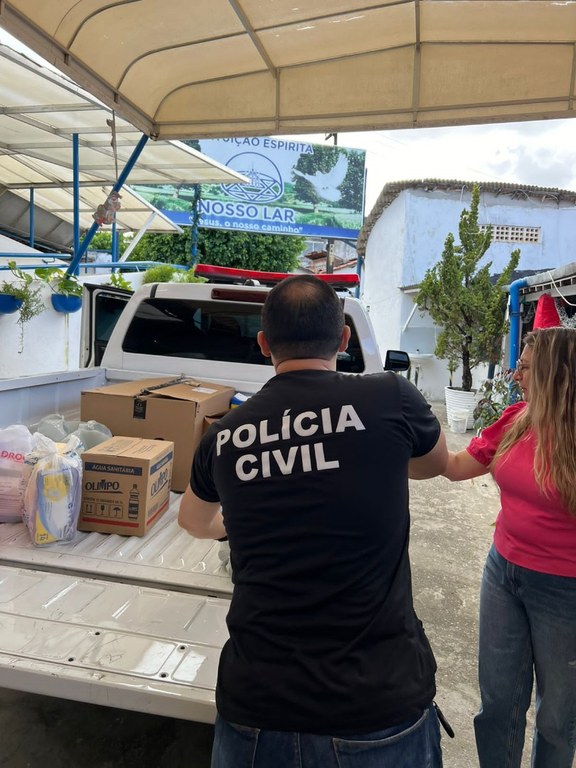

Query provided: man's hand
[178,486,227,540]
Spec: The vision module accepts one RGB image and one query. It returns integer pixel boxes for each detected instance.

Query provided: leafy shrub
[141,264,178,284]
[141,265,206,285]
[473,370,521,433]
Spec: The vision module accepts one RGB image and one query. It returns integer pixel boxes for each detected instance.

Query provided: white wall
[0,281,80,377]
[360,194,406,360]
[0,271,143,378]
[400,187,567,287]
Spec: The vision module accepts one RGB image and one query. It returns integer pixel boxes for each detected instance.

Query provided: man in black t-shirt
[179,275,448,768]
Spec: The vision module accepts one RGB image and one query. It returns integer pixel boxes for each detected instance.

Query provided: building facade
[357,180,576,400]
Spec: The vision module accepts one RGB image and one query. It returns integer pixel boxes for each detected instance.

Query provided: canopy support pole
[28,188,34,247]
[67,134,149,275]
[111,219,118,265]
[119,211,157,262]
[72,133,80,273]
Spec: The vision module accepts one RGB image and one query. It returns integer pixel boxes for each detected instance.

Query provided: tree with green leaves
[292,145,341,209]
[130,228,305,272]
[338,150,365,211]
[416,184,520,392]
[86,230,128,257]
[293,175,322,210]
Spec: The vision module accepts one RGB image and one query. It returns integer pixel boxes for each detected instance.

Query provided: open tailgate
[0,563,228,721]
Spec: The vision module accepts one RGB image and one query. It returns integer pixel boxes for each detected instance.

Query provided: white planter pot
[444,386,480,431]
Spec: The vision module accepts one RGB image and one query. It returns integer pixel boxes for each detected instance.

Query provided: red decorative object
[533,293,561,329]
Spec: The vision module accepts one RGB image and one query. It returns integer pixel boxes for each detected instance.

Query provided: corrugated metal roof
[0,43,248,240]
[2,1,576,140]
[0,188,74,249]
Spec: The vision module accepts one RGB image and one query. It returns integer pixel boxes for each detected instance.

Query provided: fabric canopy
[1,1,575,141]
[0,42,248,236]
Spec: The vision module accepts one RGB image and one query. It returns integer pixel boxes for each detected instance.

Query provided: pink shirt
[467,402,576,577]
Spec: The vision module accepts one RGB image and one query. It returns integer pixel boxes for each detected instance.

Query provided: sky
[2,27,576,217]
[286,120,576,214]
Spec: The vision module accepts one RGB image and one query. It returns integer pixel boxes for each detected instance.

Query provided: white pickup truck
[0,272,407,725]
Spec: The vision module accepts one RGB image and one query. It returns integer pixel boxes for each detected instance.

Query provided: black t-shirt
[191,370,440,734]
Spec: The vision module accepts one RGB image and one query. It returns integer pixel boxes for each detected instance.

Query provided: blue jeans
[475,545,576,768]
[211,704,442,768]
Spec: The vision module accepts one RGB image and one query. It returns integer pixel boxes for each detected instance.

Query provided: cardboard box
[80,377,234,492]
[202,412,229,435]
[79,436,173,536]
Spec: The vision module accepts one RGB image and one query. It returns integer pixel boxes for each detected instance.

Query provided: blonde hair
[493,327,576,516]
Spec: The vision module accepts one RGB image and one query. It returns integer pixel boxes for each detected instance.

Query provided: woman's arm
[442,449,489,481]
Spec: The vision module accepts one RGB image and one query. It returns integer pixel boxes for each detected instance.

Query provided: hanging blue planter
[51,294,82,313]
[0,293,23,314]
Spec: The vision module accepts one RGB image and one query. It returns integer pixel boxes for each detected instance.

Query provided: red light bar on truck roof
[194,263,359,288]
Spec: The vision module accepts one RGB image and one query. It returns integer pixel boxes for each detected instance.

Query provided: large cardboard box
[80,377,234,492]
[79,436,173,536]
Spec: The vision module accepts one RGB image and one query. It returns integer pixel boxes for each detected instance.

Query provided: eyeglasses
[515,360,530,374]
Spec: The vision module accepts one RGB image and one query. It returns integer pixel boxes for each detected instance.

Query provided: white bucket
[450,409,469,434]
[445,387,480,430]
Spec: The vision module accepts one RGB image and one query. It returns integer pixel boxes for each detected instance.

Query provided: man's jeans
[475,545,576,768]
[211,704,442,768]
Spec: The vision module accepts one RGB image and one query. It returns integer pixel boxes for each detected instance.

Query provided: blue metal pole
[67,134,149,274]
[508,277,529,369]
[190,184,201,267]
[111,219,118,265]
[29,188,34,247]
[73,133,80,270]
[355,255,363,299]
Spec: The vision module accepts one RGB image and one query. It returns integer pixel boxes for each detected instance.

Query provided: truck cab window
[122,297,365,372]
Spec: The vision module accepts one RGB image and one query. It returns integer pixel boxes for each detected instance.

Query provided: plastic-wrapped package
[0,424,34,523]
[36,413,111,451]
[69,420,112,450]
[231,392,251,407]
[36,414,77,443]
[22,434,83,545]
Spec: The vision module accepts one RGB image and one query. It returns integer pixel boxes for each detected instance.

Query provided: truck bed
[0,495,233,598]
[0,495,232,721]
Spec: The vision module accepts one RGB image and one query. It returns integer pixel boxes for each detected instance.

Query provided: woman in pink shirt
[443,327,576,768]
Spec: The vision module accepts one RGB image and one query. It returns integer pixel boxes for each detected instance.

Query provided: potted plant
[0,261,45,352]
[35,267,83,313]
[473,369,522,434]
[104,271,133,291]
[415,184,520,429]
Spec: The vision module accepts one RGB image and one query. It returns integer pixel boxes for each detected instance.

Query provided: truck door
[80,283,133,367]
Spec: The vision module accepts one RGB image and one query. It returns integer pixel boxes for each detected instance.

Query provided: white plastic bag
[22,434,83,545]
[0,424,33,523]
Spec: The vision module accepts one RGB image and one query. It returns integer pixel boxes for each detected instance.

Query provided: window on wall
[480,225,541,243]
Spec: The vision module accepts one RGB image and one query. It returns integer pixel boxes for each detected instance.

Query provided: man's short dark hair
[261,275,344,360]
